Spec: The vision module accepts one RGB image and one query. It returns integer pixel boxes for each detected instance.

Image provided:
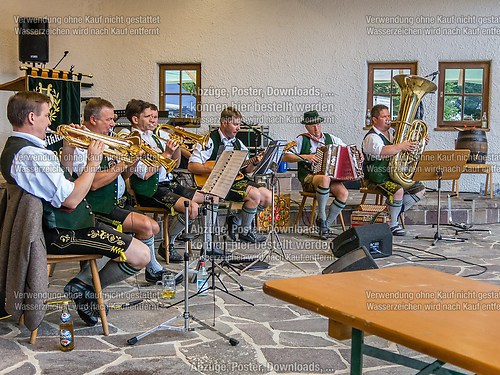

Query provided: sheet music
[248,140,287,177]
[201,150,248,198]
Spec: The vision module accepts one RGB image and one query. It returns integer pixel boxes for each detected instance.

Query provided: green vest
[0,136,94,230]
[130,134,164,197]
[208,130,242,161]
[84,156,120,214]
[297,133,333,183]
[362,128,391,184]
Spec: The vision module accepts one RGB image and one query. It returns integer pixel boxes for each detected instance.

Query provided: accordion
[311,144,364,181]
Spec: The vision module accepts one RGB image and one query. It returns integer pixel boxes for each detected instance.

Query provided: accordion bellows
[312,144,364,181]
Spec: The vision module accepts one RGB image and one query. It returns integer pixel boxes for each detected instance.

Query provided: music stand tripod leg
[241,175,306,273]
[414,171,466,245]
[127,201,240,346]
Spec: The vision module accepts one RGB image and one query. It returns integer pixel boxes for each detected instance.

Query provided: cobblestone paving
[1,223,498,374]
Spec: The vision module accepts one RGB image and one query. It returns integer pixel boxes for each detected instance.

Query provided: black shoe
[169,244,183,263]
[316,218,329,240]
[158,243,183,263]
[145,268,184,285]
[390,225,406,236]
[64,278,98,326]
[226,215,238,241]
[239,230,267,243]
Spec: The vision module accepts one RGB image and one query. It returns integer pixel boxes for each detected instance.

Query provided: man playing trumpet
[0,91,150,326]
[126,100,218,261]
[67,98,180,285]
[362,104,426,236]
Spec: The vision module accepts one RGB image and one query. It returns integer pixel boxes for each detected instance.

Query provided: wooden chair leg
[294,196,308,229]
[30,328,38,344]
[310,198,318,230]
[360,193,368,204]
[89,259,108,336]
[338,212,346,231]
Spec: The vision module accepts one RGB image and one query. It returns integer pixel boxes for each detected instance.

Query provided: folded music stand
[413,150,470,245]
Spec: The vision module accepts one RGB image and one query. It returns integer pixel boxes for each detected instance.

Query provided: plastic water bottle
[59,302,74,351]
[197,261,209,296]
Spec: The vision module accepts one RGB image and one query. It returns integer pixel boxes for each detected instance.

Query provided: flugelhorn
[128,130,177,173]
[48,125,143,164]
[155,124,210,151]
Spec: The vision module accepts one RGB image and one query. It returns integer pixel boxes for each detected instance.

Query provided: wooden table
[452,163,493,199]
[263,266,500,375]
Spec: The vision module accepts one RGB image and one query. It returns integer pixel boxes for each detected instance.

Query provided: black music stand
[127,202,239,346]
[242,142,306,273]
[413,150,470,245]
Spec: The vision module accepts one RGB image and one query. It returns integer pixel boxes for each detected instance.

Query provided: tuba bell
[155,124,210,151]
[389,74,437,187]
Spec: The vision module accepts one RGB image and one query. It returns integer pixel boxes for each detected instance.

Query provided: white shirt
[189,129,248,164]
[362,127,394,159]
[9,132,74,208]
[73,147,125,198]
[290,132,346,155]
[132,128,171,182]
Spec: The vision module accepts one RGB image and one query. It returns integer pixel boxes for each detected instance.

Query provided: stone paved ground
[1,222,499,375]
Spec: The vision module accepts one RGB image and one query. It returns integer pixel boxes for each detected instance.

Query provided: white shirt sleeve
[72,147,87,176]
[362,133,385,157]
[189,138,214,164]
[11,146,74,208]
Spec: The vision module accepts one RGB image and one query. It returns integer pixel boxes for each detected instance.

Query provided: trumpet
[48,125,143,164]
[155,124,210,151]
[128,130,177,173]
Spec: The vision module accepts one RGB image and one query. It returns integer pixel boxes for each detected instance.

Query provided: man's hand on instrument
[87,140,104,169]
[305,154,319,164]
[399,140,418,152]
[357,150,364,163]
[163,139,179,156]
[425,135,430,145]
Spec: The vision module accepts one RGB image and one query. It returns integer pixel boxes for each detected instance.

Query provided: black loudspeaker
[18,18,49,63]
[331,223,392,259]
[322,246,378,274]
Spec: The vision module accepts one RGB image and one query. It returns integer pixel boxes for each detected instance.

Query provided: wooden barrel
[455,129,488,164]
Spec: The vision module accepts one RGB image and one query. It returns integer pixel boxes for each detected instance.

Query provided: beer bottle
[59,302,74,351]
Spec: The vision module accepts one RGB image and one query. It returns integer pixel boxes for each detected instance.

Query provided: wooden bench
[452,163,493,199]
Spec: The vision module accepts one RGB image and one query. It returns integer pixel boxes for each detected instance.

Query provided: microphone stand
[53,50,69,70]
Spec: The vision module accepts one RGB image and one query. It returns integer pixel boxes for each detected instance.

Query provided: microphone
[53,50,69,70]
[424,71,439,82]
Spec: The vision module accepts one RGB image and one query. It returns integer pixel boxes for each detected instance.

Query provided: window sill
[434,127,490,132]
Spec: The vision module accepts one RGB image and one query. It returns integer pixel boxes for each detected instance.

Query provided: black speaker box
[322,246,378,274]
[331,223,392,259]
[18,19,49,63]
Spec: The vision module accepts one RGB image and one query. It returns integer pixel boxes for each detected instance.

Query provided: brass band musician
[126,99,219,261]
[68,98,182,285]
[0,92,150,326]
[188,107,272,243]
[282,110,352,240]
[361,104,427,236]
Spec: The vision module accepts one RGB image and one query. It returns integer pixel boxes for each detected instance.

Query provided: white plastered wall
[0,0,499,192]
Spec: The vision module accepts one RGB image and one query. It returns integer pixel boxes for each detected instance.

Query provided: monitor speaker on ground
[18,18,49,64]
[322,246,378,274]
[330,223,392,259]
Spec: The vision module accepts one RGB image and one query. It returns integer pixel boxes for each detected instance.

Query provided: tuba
[155,124,210,151]
[389,74,437,187]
